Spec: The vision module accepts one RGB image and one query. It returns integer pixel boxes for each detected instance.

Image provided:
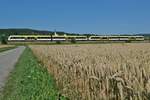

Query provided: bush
[1,35,7,44]
[125,40,131,43]
[70,39,76,44]
[56,41,61,44]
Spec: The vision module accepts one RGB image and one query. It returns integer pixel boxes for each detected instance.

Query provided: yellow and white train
[8,34,144,42]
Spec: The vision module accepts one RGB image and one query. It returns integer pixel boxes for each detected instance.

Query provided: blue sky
[0,0,150,34]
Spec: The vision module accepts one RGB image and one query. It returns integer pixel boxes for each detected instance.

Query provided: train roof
[90,35,144,37]
[9,35,144,37]
[9,35,87,37]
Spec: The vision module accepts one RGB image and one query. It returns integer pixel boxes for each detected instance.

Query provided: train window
[10,37,25,39]
[67,37,75,39]
[137,37,144,38]
[37,37,51,39]
[136,37,144,40]
[102,37,107,39]
[91,37,101,39]
[53,37,65,39]
[130,37,136,39]
[27,37,35,39]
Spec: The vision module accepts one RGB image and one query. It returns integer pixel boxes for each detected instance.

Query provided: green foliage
[0,28,81,36]
[0,46,16,52]
[56,41,61,44]
[125,40,132,43]
[1,35,7,44]
[1,47,66,100]
[70,38,76,44]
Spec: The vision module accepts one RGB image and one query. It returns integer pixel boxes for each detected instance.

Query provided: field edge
[0,46,17,52]
[0,47,66,100]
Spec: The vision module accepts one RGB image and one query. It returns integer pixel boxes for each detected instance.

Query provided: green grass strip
[0,46,16,52]
[0,47,64,100]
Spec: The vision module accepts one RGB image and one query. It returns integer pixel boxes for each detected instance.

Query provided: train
[8,34,144,42]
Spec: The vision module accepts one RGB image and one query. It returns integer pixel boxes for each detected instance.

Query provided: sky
[0,0,150,34]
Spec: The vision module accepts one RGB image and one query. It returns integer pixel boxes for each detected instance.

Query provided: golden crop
[30,43,150,100]
[0,45,14,48]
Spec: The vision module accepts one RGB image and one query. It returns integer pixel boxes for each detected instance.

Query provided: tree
[1,34,7,44]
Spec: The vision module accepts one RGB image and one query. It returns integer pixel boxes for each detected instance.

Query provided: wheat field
[30,43,150,100]
[0,45,13,48]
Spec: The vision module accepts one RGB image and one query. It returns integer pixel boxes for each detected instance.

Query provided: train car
[118,36,144,41]
[36,35,51,41]
[8,35,51,41]
[8,35,88,41]
[8,35,144,42]
[75,36,87,41]
[66,36,87,41]
[8,35,26,41]
[89,36,109,41]
[89,35,144,41]
[52,35,66,41]
[129,36,144,41]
